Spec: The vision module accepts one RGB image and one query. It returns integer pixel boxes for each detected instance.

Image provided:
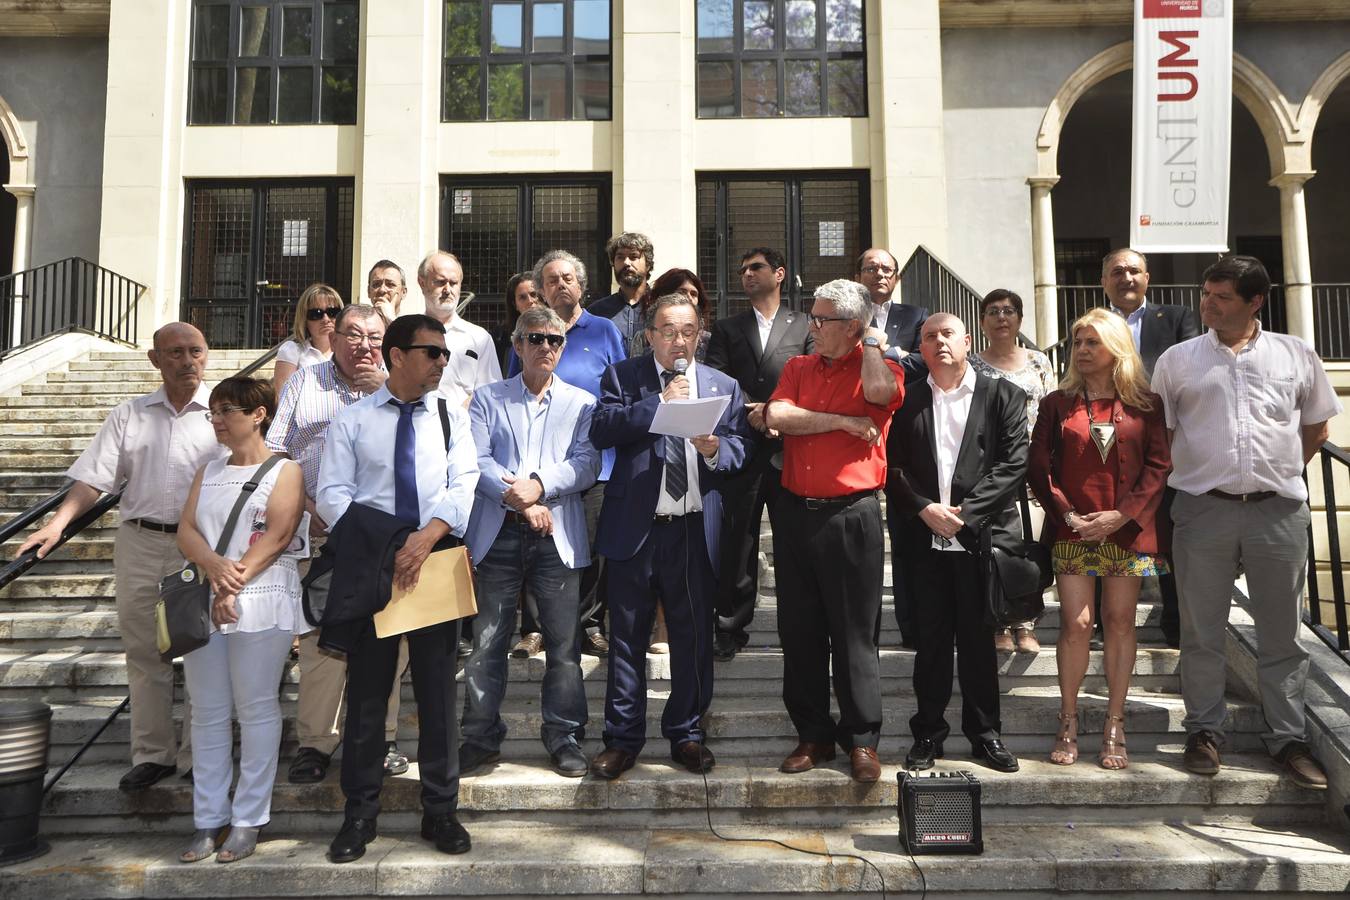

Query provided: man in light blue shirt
[461,306,601,778]
[317,313,479,864]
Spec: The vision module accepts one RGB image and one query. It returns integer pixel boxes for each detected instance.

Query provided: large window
[189,1,359,125]
[443,1,612,121]
[697,171,869,317]
[440,175,611,330]
[696,0,865,118]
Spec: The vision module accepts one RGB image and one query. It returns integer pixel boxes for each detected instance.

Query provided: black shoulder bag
[980,498,1054,628]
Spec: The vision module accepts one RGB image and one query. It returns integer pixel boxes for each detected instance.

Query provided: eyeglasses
[336,330,383,347]
[524,332,565,348]
[860,265,896,277]
[205,406,247,422]
[306,306,342,321]
[808,315,851,328]
[401,344,450,361]
[738,262,771,275]
[984,306,1019,318]
[653,327,700,342]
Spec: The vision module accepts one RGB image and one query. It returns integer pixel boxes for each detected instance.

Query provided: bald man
[416,250,502,407]
[21,323,222,790]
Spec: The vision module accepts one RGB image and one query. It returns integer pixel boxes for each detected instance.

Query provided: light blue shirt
[522,379,552,478]
[316,385,479,536]
[1112,303,1146,350]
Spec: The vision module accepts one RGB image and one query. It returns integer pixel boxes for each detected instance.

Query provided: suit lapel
[1138,301,1164,359]
[953,375,990,480]
[760,307,793,363]
[885,302,905,346]
[738,311,765,360]
[503,379,529,466]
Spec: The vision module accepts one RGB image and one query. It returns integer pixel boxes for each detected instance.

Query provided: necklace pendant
[1090,422,1116,464]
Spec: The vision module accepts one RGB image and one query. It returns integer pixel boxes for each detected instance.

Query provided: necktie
[661,370,688,501]
[391,399,420,524]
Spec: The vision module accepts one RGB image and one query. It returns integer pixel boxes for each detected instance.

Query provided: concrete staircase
[1,348,1349,897]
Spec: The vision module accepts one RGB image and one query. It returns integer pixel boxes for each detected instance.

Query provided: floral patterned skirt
[1051,540,1170,577]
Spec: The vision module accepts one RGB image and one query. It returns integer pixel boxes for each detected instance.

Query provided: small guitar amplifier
[898,770,983,855]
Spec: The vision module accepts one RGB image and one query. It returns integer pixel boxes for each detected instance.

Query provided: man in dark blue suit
[589,293,756,779]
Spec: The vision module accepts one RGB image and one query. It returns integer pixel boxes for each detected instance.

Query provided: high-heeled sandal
[1049,710,1078,765]
[1099,714,1128,770]
[216,825,262,863]
[179,827,225,863]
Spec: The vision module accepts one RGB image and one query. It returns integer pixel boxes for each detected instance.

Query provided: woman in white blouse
[176,377,307,864]
[272,283,344,393]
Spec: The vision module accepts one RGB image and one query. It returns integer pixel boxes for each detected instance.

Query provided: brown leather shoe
[511,632,543,659]
[671,740,715,773]
[994,629,1015,653]
[590,747,637,780]
[1275,741,1328,790]
[850,746,881,783]
[1182,730,1221,775]
[779,741,836,774]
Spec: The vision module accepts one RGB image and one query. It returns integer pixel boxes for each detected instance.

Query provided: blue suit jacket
[590,355,756,567]
[465,375,601,568]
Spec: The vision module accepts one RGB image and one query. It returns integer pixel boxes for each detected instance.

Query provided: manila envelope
[374,546,477,639]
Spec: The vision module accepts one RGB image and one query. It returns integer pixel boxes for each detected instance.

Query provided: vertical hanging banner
[1130,0,1233,252]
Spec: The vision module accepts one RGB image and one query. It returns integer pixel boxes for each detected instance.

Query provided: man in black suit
[586,231,653,352]
[887,313,1028,773]
[704,247,813,661]
[858,247,929,647]
[1101,247,1199,647]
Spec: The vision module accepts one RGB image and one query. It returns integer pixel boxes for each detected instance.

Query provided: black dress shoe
[422,812,471,855]
[904,739,943,770]
[551,743,589,778]
[591,747,637,780]
[458,743,501,775]
[329,817,377,863]
[671,740,715,773]
[288,746,331,784]
[119,762,176,792]
[712,632,740,662]
[971,738,1019,772]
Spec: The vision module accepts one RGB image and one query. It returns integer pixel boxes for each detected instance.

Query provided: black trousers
[883,480,915,643]
[714,448,780,643]
[773,490,884,750]
[908,549,1001,746]
[341,618,461,819]
[578,482,609,636]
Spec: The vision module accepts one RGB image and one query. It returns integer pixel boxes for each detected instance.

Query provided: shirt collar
[654,355,695,381]
[753,307,774,330]
[1205,319,1263,352]
[927,363,977,398]
[1111,303,1147,324]
[520,374,554,403]
[147,383,211,413]
[817,343,863,369]
[377,384,434,411]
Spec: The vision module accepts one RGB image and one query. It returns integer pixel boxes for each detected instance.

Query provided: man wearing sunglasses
[461,307,601,778]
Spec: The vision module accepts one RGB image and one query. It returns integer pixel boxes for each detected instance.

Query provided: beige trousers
[114,523,193,769]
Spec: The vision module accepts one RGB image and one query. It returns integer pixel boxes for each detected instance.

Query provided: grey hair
[416,250,461,282]
[334,303,383,333]
[511,306,568,343]
[532,250,589,299]
[814,279,871,332]
[644,292,699,330]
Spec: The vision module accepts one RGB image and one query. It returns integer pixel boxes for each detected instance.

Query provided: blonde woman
[272,283,344,393]
[1027,308,1171,770]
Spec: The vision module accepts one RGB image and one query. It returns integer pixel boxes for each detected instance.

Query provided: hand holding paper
[649,395,730,439]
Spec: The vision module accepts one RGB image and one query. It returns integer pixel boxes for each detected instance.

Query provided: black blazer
[584,290,628,321]
[882,302,928,355]
[704,305,813,403]
[1136,301,1200,374]
[885,372,1029,554]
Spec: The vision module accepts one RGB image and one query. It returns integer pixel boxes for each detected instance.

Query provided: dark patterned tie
[391,399,420,524]
[661,370,688,501]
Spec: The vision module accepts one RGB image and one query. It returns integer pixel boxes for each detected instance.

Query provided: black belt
[783,489,877,511]
[503,510,529,526]
[653,511,700,526]
[128,518,178,533]
[1206,489,1277,503]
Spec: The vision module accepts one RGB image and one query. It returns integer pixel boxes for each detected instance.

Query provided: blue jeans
[462,520,587,754]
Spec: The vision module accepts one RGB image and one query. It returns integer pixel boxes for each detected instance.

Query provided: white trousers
[182,628,293,828]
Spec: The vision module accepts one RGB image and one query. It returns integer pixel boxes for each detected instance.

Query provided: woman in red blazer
[1028,308,1171,771]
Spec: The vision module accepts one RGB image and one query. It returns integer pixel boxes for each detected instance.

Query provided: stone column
[1271,171,1316,346]
[4,183,35,347]
[1027,176,1060,350]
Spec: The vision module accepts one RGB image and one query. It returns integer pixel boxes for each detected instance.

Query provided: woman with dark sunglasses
[273,283,345,394]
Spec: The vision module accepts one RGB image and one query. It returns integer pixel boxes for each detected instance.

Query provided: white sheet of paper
[648,395,731,439]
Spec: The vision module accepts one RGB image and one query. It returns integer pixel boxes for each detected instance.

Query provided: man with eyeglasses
[510,249,626,658]
[703,247,813,662]
[367,259,408,323]
[460,306,600,778]
[20,323,220,791]
[765,280,905,783]
[319,313,479,863]
[416,250,501,408]
[267,305,409,785]
[586,231,654,352]
[588,293,755,780]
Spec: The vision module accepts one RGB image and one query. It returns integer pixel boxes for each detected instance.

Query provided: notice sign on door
[282,220,309,257]
[1130,0,1233,253]
[818,221,845,257]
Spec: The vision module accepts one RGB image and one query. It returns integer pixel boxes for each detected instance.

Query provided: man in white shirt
[416,250,502,407]
[318,313,479,863]
[21,323,221,791]
[1152,254,1342,791]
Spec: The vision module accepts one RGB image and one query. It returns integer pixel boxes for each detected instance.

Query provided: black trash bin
[0,699,52,866]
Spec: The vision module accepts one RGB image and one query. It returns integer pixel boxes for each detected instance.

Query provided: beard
[617,269,645,289]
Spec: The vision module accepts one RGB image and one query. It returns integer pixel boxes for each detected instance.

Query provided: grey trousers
[1171,491,1311,753]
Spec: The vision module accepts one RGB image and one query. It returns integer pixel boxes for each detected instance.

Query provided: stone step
[46,367,257,382]
[0,437,111,450]
[0,394,144,407]
[5,820,1348,899]
[2,422,103,436]
[83,351,267,362]
[0,453,82,469]
[0,572,114,600]
[0,407,118,421]
[18,382,199,395]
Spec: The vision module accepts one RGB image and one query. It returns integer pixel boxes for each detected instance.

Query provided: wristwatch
[862,335,882,351]
[1063,510,1077,526]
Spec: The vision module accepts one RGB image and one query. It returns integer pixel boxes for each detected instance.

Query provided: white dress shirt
[66,384,222,524]
[753,307,774,355]
[1152,325,1343,501]
[521,378,553,481]
[927,364,978,551]
[654,358,717,516]
[871,299,892,331]
[437,313,504,406]
[316,385,479,535]
[1111,303,1147,350]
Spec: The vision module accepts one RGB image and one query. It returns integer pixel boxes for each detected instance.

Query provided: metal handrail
[1306,441,1350,657]
[0,484,69,549]
[0,489,123,593]
[0,257,145,357]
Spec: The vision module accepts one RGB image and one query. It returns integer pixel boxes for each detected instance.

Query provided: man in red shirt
[764,279,905,782]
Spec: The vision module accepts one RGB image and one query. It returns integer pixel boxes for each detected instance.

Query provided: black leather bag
[155,456,284,662]
[980,501,1053,627]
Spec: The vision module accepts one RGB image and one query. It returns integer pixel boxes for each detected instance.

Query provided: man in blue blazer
[589,293,756,779]
[461,307,601,779]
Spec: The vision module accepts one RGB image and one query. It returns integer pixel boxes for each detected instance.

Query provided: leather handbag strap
[211,455,284,556]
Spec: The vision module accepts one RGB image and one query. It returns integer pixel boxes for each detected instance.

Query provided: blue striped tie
[391,399,420,524]
[661,370,687,501]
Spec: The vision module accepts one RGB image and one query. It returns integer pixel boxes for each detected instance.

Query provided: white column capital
[2,182,36,199]
[1268,170,1316,191]
[1026,175,1061,191]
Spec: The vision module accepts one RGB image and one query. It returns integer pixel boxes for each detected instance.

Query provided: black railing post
[1321,449,1348,651]
[0,257,146,359]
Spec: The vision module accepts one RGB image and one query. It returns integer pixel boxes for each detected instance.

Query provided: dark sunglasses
[306,306,342,321]
[401,344,451,361]
[525,332,565,348]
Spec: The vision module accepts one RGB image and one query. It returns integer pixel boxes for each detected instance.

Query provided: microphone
[673,358,688,376]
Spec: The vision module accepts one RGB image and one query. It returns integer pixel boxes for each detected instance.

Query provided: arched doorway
[1,134,14,277]
[1306,70,1350,359]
